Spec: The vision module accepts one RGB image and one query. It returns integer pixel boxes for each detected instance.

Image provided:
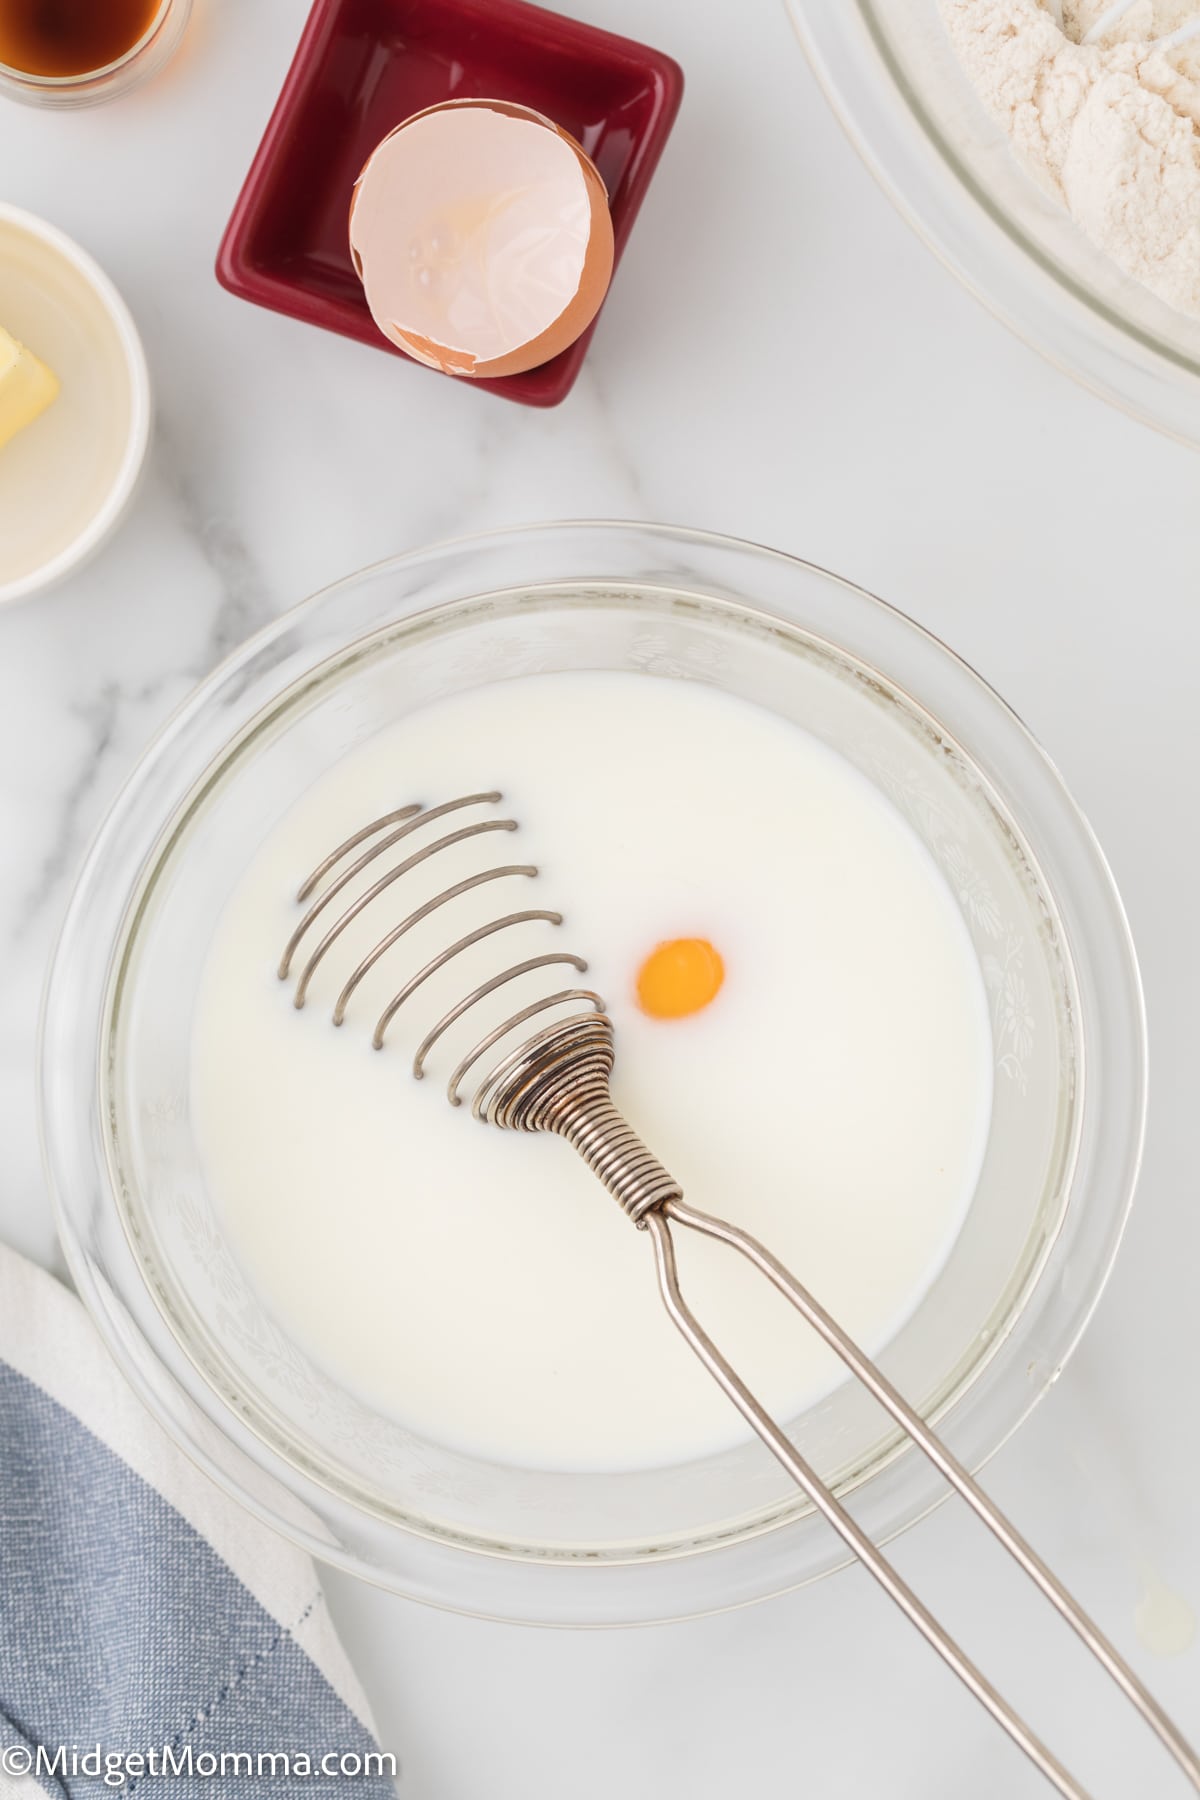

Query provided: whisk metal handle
[643,1200,1200,1800]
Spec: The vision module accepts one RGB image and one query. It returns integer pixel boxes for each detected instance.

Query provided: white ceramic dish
[0,205,151,604]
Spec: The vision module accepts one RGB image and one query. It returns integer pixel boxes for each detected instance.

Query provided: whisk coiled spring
[279,792,1200,1800]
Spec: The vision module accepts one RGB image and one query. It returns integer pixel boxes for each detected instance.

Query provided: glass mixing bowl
[786,1,1200,448]
[40,522,1145,1624]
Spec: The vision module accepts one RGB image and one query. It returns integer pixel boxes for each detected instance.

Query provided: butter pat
[0,324,59,453]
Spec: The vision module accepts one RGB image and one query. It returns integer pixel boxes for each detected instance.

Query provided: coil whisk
[279,790,1200,1800]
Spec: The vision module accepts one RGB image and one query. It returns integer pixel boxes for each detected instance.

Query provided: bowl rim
[0,202,151,605]
[38,520,1148,1623]
[785,0,1200,450]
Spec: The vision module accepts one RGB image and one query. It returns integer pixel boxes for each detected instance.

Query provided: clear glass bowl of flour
[787,0,1200,447]
[41,522,1145,1624]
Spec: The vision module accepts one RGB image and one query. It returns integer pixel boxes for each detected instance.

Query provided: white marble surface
[2,1,1199,1794]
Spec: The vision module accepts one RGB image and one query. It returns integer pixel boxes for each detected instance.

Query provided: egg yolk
[636,938,725,1020]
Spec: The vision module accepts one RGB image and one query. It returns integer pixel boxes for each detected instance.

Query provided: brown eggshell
[349,98,615,380]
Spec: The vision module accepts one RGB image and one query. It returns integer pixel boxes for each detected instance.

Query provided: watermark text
[1,1743,397,1788]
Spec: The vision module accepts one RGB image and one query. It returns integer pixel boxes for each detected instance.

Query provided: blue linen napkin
[0,1243,396,1800]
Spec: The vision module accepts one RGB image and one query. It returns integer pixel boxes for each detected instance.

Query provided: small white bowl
[0,204,150,605]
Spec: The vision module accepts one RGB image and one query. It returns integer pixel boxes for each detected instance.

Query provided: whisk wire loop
[407,948,585,1069]
[371,913,563,1051]
[288,792,500,942]
[334,865,539,1025]
[283,813,517,1000]
[446,988,605,1106]
[294,802,424,903]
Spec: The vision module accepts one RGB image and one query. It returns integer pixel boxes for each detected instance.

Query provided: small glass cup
[0,0,192,109]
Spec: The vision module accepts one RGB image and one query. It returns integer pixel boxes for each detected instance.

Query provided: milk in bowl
[190,670,994,1473]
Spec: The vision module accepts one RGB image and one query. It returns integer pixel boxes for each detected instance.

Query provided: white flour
[941,0,1200,316]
